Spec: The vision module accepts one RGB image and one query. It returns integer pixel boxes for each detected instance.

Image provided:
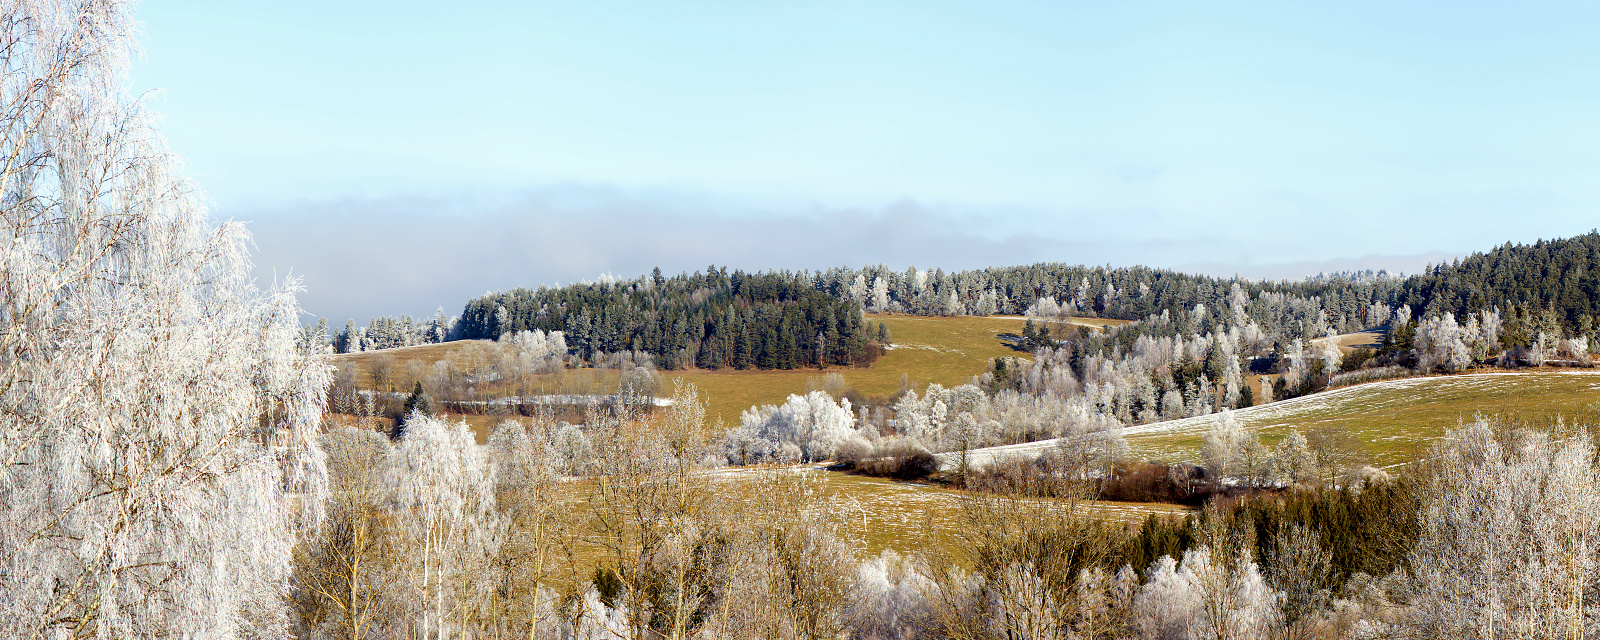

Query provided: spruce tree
[402,382,432,421]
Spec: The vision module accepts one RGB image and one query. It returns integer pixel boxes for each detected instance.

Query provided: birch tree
[384,413,500,639]
[1405,421,1600,639]
[1201,410,1263,486]
[0,1,330,636]
[293,427,397,640]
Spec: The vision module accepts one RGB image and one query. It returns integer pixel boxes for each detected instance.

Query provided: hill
[668,313,1124,423]
[328,313,1120,438]
[949,369,1600,470]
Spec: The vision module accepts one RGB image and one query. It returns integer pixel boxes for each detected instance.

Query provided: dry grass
[330,341,483,388]
[668,314,1104,423]
[786,469,1187,556]
[327,314,1117,427]
[551,464,1190,574]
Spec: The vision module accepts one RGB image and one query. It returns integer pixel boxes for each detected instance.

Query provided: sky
[130,1,1600,324]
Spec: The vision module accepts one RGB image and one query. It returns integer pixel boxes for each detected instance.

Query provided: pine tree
[403,381,433,422]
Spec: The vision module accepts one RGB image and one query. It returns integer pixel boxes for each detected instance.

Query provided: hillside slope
[947,370,1600,470]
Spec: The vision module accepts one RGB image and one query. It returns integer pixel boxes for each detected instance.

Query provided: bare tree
[293,427,397,640]
[924,468,1119,640]
[366,352,399,392]
[583,382,721,640]
[484,419,570,638]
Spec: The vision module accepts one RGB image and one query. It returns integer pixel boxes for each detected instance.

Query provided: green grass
[1122,369,1600,467]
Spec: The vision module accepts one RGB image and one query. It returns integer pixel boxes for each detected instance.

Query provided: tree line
[455,267,883,371]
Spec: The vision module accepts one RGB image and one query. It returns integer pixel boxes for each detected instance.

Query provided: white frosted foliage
[384,413,500,639]
[0,1,330,636]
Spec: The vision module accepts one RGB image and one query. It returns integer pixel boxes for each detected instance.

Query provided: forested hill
[457,268,882,371]
[1396,231,1600,334]
[813,230,1600,337]
[425,232,1600,370]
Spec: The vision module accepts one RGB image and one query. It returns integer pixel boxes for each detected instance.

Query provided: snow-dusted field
[941,369,1600,470]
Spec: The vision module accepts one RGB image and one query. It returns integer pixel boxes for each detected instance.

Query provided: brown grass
[668,313,1104,423]
[325,314,1139,440]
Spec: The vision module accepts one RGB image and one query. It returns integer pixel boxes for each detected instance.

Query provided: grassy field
[958,369,1600,470]
[667,313,1117,424]
[547,464,1190,576]
[327,314,1113,430]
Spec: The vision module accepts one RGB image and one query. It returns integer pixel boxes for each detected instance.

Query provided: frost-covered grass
[956,369,1600,469]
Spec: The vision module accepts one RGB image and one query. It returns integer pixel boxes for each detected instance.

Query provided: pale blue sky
[132,1,1600,323]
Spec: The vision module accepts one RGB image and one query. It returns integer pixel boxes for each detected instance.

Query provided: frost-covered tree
[851,552,934,638]
[1136,545,1277,640]
[1201,410,1264,486]
[1318,329,1343,377]
[1479,306,1502,352]
[384,413,500,638]
[848,273,869,305]
[1559,335,1590,365]
[727,391,862,463]
[1412,312,1472,373]
[975,288,1000,316]
[0,2,330,636]
[1364,302,1392,329]
[1281,339,1311,393]
[1220,331,1243,409]
[1271,431,1319,486]
[1388,304,1412,343]
[1405,421,1600,638]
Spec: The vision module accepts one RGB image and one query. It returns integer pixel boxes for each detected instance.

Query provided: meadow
[957,369,1600,470]
[329,313,1118,434]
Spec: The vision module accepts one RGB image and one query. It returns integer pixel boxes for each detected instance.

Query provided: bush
[1098,461,1217,505]
[967,456,1074,496]
[1340,347,1375,371]
[853,440,939,480]
[833,438,873,468]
